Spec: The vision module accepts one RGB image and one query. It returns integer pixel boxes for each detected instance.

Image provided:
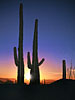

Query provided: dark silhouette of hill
[0,79,75,100]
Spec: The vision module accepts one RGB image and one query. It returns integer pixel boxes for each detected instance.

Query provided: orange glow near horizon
[0,58,63,84]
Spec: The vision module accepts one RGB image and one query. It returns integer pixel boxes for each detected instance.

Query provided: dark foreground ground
[0,79,75,100]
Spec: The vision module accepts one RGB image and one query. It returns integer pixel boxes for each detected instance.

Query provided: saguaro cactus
[13,3,24,84]
[62,60,66,79]
[27,19,45,84]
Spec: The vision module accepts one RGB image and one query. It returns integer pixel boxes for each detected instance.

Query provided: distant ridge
[0,78,56,84]
[0,78,16,83]
[40,79,56,84]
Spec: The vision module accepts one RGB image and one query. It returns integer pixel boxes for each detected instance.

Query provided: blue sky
[0,0,75,79]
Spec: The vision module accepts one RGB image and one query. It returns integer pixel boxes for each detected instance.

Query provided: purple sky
[0,0,75,79]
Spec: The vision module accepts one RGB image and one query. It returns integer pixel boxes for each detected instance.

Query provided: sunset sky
[0,0,74,83]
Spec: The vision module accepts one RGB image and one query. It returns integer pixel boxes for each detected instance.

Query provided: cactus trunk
[14,3,24,84]
[27,19,45,84]
[62,60,66,79]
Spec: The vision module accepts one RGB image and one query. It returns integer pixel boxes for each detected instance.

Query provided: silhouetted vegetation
[67,62,75,79]
[62,60,66,79]
[13,3,24,84]
[27,19,45,84]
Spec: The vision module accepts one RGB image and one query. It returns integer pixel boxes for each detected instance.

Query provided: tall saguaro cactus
[27,19,45,84]
[13,3,24,84]
[62,60,66,79]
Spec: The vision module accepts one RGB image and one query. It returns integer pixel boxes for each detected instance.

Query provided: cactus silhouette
[27,19,45,84]
[62,60,66,79]
[13,3,24,84]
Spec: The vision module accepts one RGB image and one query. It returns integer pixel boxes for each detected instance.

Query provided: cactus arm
[38,58,45,66]
[27,52,32,69]
[14,47,18,66]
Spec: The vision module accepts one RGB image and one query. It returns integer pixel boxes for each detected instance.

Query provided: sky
[0,0,75,83]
